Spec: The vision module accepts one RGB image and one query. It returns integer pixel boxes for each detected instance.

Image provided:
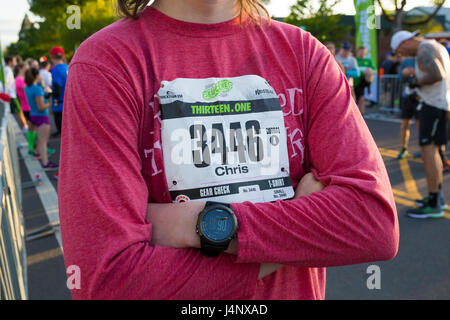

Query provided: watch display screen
[201,209,234,241]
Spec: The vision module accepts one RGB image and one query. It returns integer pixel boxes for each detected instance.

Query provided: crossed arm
[416,43,446,86]
[60,44,399,299]
[146,172,325,279]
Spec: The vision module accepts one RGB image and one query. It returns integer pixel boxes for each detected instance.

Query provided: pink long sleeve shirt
[58,7,399,300]
[15,76,30,112]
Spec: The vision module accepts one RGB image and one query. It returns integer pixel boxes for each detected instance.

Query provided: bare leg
[15,110,28,129]
[421,144,443,194]
[358,96,365,115]
[28,122,35,133]
[401,119,411,149]
[36,124,50,165]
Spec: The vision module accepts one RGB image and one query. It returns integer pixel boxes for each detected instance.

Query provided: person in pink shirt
[15,62,37,153]
[15,63,31,116]
[59,0,399,300]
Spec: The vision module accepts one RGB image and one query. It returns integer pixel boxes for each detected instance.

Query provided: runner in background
[25,58,40,70]
[324,41,345,73]
[49,46,68,138]
[380,51,399,75]
[397,57,420,160]
[25,67,58,170]
[39,59,56,156]
[436,40,450,172]
[336,41,359,101]
[355,46,376,115]
[5,55,28,132]
[14,62,36,154]
[392,31,449,218]
[39,59,53,94]
[59,0,398,300]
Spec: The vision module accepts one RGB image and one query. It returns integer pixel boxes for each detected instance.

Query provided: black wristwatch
[196,201,238,257]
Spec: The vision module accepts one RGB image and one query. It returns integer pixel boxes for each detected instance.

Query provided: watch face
[201,208,235,242]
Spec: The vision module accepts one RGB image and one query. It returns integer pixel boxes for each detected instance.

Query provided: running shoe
[397,148,408,159]
[32,149,56,158]
[41,161,59,170]
[413,153,422,159]
[407,204,443,219]
[415,193,447,210]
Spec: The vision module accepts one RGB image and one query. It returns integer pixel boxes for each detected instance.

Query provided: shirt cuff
[231,202,254,264]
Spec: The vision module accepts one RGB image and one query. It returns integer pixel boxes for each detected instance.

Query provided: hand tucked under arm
[146,172,325,279]
[147,202,204,249]
[147,172,324,250]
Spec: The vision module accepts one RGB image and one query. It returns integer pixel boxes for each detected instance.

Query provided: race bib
[159,75,294,203]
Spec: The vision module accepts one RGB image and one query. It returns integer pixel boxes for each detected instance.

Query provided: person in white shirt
[392,31,450,218]
[39,60,52,94]
[335,42,359,101]
[4,55,28,131]
[4,55,17,99]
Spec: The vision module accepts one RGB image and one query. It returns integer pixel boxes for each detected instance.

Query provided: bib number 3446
[191,120,264,168]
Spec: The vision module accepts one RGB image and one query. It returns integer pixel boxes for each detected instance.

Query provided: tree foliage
[7,0,118,60]
[377,0,446,32]
[284,0,351,43]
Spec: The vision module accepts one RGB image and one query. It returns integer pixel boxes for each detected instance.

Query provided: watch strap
[205,201,232,209]
[200,238,229,257]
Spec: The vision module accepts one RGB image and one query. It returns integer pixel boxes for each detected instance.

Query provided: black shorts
[419,103,448,146]
[401,94,420,119]
[446,112,450,141]
[23,111,30,121]
[448,113,450,140]
[355,79,370,101]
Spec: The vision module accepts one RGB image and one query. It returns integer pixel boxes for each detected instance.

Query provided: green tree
[284,0,351,43]
[59,0,117,58]
[377,0,446,32]
[7,0,118,60]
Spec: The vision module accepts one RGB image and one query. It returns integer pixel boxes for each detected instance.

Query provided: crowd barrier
[0,100,28,300]
[378,74,404,112]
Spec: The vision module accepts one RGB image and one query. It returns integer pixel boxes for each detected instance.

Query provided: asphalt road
[326,118,450,300]
[18,114,450,300]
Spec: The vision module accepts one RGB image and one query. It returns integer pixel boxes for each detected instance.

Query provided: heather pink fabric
[15,77,30,112]
[59,7,399,300]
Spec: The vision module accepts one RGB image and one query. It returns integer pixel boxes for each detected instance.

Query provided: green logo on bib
[202,80,233,101]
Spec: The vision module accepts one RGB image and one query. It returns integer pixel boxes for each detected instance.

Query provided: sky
[0,0,445,48]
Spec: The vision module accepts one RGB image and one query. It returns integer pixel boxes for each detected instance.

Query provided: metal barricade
[378,75,404,113]
[0,100,28,300]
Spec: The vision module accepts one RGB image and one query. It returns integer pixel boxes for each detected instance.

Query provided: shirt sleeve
[58,62,259,300]
[51,69,59,86]
[5,68,16,97]
[232,37,399,267]
[36,85,44,97]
